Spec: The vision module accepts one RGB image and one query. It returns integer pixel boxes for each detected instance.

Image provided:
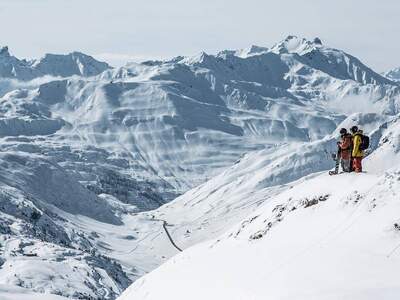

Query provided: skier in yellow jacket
[350,126,364,172]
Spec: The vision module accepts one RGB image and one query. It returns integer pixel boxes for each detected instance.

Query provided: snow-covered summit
[0,47,110,80]
[30,51,111,77]
[0,46,10,57]
[233,45,269,58]
[269,35,392,85]
[171,35,394,88]
[271,35,321,55]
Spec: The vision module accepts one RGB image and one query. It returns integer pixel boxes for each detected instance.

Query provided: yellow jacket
[352,133,364,158]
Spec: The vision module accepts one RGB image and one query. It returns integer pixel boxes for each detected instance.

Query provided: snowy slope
[111,112,390,268]
[119,171,400,300]
[118,117,400,300]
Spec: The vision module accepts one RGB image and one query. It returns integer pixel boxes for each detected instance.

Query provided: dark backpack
[359,134,370,150]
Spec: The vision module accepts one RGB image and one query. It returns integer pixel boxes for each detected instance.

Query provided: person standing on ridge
[350,126,364,173]
[337,128,353,172]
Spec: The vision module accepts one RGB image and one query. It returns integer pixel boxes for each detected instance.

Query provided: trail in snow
[162,221,183,252]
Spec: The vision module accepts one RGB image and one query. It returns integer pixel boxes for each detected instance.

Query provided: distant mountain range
[0,46,110,80]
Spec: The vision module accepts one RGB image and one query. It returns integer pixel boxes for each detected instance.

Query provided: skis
[329,147,341,175]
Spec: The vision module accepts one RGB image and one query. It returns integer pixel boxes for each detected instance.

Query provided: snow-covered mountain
[0,36,400,299]
[384,67,400,82]
[3,36,399,192]
[0,46,110,80]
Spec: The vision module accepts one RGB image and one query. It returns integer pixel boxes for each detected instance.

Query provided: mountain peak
[0,46,10,57]
[235,45,269,58]
[183,51,213,65]
[313,37,323,45]
[271,35,322,55]
[36,51,111,76]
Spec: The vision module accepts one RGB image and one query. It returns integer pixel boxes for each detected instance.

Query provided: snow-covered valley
[0,36,400,299]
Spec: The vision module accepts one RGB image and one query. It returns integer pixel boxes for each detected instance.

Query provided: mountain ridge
[0,46,111,80]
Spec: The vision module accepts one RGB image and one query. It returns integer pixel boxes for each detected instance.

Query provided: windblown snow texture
[0,36,400,300]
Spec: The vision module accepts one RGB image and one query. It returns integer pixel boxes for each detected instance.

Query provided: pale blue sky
[0,0,398,71]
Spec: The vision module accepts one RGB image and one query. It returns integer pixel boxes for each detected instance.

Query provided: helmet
[350,126,358,133]
[339,128,347,135]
